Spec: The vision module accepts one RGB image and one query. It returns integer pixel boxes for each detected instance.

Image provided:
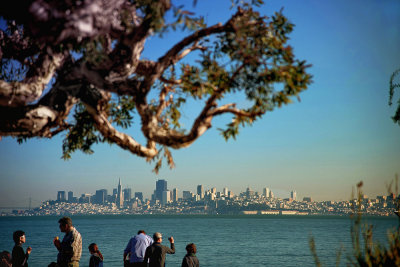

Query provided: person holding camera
[144,232,175,267]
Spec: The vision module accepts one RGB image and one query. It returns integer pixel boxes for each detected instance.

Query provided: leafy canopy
[0,0,311,172]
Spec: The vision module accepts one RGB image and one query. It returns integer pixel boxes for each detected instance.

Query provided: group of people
[1,216,199,267]
[123,230,199,267]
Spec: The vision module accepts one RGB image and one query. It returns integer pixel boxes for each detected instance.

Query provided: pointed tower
[117,178,124,208]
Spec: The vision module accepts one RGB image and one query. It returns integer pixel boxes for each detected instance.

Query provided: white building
[162,190,171,205]
[291,190,297,201]
[263,187,270,198]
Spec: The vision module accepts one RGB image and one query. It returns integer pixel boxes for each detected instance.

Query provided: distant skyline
[1,0,400,208]
[40,177,393,205]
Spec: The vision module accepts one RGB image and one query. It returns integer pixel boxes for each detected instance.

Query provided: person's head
[0,250,11,263]
[12,230,25,244]
[58,217,73,233]
[88,243,103,260]
[137,230,146,235]
[88,243,98,254]
[186,243,197,254]
[153,232,162,242]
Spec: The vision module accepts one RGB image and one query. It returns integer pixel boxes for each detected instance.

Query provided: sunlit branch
[84,103,158,159]
[0,52,64,107]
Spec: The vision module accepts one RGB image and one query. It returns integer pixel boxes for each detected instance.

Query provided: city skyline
[18,178,394,209]
[1,0,400,208]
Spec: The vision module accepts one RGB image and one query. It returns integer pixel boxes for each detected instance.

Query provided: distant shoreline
[0,213,397,219]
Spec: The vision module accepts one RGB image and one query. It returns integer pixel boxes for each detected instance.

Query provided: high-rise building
[162,190,171,205]
[211,187,217,194]
[135,192,143,201]
[245,187,254,198]
[223,187,228,196]
[57,191,66,202]
[68,191,74,202]
[291,190,297,201]
[95,189,107,204]
[197,185,203,198]
[79,193,91,203]
[123,188,132,202]
[156,179,167,201]
[173,188,179,202]
[117,178,123,208]
[263,187,270,198]
[183,191,192,200]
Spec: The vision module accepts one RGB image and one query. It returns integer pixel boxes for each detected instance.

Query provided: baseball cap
[153,232,162,240]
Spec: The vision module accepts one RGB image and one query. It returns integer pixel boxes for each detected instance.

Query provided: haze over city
[0,0,399,209]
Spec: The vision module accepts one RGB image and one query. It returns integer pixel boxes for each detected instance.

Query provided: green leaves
[151,146,175,174]
[62,104,101,160]
[171,5,206,32]
[62,95,137,159]
[110,96,135,129]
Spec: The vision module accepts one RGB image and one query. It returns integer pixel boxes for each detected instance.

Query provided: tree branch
[0,89,76,137]
[157,22,227,71]
[0,51,64,106]
[208,103,264,117]
[83,92,158,158]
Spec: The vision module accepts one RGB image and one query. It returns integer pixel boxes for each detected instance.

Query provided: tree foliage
[0,0,311,171]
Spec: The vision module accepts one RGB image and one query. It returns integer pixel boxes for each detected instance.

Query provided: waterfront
[0,215,397,266]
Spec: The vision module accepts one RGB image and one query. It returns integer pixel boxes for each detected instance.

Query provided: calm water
[0,215,397,267]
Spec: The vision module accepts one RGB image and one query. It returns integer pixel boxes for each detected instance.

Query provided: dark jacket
[12,245,29,267]
[181,253,199,267]
[144,242,175,267]
[89,253,103,267]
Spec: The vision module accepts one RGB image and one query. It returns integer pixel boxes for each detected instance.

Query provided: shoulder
[71,227,82,238]
[12,245,22,252]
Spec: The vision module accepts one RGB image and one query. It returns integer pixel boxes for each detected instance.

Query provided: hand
[53,237,61,249]
[168,236,174,243]
[26,247,32,254]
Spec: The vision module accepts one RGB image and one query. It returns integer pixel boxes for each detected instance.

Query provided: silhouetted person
[181,243,199,267]
[88,243,103,267]
[124,230,153,267]
[144,232,175,267]
[12,230,32,267]
[52,217,82,267]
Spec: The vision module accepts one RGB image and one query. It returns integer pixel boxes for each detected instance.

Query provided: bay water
[0,215,397,266]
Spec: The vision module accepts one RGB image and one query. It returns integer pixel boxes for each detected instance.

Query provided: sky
[1,0,399,208]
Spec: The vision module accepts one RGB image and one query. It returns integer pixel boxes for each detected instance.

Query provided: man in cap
[144,232,175,267]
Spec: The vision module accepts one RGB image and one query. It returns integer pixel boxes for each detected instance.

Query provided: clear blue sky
[1,0,399,208]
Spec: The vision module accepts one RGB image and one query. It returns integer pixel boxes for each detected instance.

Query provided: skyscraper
[172,188,178,202]
[135,192,143,201]
[223,187,228,196]
[291,190,297,201]
[95,189,107,204]
[197,185,203,198]
[123,188,132,201]
[162,190,171,205]
[57,191,66,202]
[263,187,270,198]
[156,179,167,201]
[117,178,123,208]
[183,191,192,200]
[68,191,74,202]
